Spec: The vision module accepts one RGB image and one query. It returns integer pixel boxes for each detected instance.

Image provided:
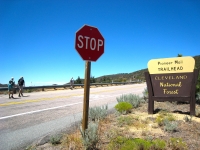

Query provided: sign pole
[82,61,91,131]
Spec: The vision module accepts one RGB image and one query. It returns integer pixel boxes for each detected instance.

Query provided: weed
[155,112,176,126]
[117,115,146,129]
[164,120,178,132]
[144,135,153,141]
[107,136,125,150]
[80,122,99,150]
[108,137,167,150]
[117,116,133,127]
[183,115,192,123]
[151,139,166,150]
[26,89,33,93]
[61,131,83,150]
[168,137,188,150]
[25,145,36,150]
[104,128,120,140]
[141,129,149,136]
[142,87,148,101]
[132,120,146,129]
[116,93,144,108]
[196,92,200,104]
[115,102,132,114]
[141,118,150,124]
[50,135,62,145]
[89,104,108,121]
[195,107,200,117]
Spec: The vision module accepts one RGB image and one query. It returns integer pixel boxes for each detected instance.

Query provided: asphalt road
[0,83,146,150]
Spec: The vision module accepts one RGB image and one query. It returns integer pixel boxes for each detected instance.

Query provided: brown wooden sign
[145,56,198,115]
[150,73,193,97]
[145,69,199,115]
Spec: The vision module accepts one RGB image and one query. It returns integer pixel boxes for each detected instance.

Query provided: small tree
[90,76,96,83]
[177,54,182,57]
[75,76,82,84]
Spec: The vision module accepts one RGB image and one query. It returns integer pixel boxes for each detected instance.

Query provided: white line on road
[0,90,144,120]
[0,102,83,120]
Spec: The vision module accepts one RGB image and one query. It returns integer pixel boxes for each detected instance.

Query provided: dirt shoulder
[28,101,200,150]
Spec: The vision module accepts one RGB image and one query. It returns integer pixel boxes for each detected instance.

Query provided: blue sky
[1,0,199,86]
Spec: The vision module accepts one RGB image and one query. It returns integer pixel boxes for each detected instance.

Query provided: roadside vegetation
[27,88,200,150]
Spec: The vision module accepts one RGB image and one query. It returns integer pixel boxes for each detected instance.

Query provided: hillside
[0,84,7,87]
[194,55,200,69]
[95,68,148,83]
[96,55,200,83]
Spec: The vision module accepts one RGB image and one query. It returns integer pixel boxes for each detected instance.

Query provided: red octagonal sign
[75,25,104,62]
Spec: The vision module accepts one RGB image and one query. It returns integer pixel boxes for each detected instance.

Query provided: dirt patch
[28,101,200,150]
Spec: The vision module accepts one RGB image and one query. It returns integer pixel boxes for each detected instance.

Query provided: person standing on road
[18,77,25,97]
[8,77,15,99]
[70,77,74,90]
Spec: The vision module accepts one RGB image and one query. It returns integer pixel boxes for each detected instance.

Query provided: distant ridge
[0,83,7,87]
[96,55,200,83]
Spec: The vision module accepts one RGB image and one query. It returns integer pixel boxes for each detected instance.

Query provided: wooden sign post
[145,56,199,115]
[75,25,105,131]
[82,61,91,130]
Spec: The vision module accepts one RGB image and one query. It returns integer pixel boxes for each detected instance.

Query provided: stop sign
[75,25,104,61]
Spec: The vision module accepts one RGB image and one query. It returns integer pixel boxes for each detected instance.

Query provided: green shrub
[26,89,33,93]
[116,94,144,108]
[195,107,200,117]
[108,137,167,150]
[117,116,133,127]
[120,139,137,150]
[196,72,200,93]
[89,105,108,121]
[164,120,178,132]
[107,136,127,150]
[25,145,37,150]
[133,138,152,150]
[155,111,176,126]
[50,135,62,145]
[115,102,132,114]
[168,137,187,150]
[152,139,166,150]
[80,122,99,150]
[196,92,200,104]
[142,87,148,100]
[183,115,192,122]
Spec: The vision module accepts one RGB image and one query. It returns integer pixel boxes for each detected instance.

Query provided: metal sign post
[82,61,91,130]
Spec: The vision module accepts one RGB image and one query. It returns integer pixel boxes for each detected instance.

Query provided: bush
[115,102,132,114]
[26,89,33,93]
[116,94,144,108]
[168,137,187,150]
[152,139,166,150]
[183,115,192,123]
[108,137,167,150]
[80,122,99,150]
[195,107,200,117]
[196,92,200,104]
[133,138,152,150]
[117,116,133,127]
[196,72,200,93]
[156,111,176,126]
[142,87,148,100]
[50,135,62,145]
[164,120,178,132]
[89,105,108,121]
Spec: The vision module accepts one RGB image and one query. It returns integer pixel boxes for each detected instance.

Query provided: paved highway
[0,83,146,150]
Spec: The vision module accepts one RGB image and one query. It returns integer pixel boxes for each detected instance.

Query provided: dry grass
[30,101,200,150]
